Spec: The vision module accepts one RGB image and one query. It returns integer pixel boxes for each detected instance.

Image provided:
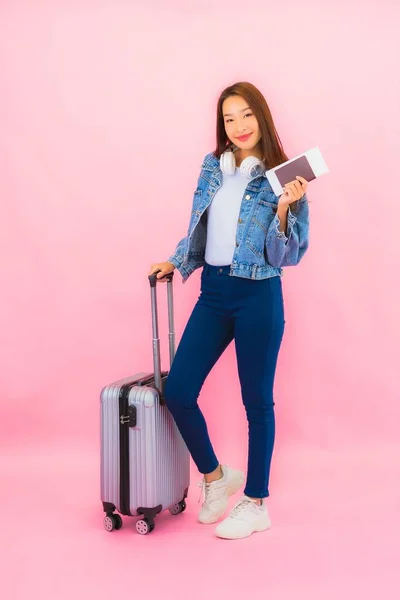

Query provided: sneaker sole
[198,472,245,525]
[215,520,272,540]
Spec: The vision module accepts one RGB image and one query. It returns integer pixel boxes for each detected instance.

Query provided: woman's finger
[157,270,168,282]
[283,187,295,202]
[293,181,303,196]
[283,182,294,192]
[296,178,308,197]
[296,178,308,194]
[283,183,301,203]
[283,182,297,197]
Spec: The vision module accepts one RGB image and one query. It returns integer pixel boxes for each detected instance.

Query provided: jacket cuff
[273,207,297,242]
[167,255,183,269]
[167,254,191,280]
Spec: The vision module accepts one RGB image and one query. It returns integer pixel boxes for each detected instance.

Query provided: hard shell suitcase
[100,272,190,535]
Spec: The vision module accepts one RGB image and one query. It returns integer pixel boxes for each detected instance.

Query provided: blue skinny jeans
[164,263,285,498]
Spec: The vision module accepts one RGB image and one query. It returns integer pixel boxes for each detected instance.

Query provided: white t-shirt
[205,167,249,266]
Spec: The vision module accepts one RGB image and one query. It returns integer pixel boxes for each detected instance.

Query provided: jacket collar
[201,152,220,171]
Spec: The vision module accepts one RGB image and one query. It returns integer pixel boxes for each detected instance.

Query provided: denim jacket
[168,152,310,283]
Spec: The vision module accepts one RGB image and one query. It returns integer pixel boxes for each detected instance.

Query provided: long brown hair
[214,82,289,169]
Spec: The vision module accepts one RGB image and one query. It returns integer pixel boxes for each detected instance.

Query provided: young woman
[149,81,309,540]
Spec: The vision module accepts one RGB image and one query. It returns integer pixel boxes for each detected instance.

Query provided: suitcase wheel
[169,500,186,516]
[136,518,155,535]
[103,513,123,532]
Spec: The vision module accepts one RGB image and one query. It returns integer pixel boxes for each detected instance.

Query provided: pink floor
[2,442,399,600]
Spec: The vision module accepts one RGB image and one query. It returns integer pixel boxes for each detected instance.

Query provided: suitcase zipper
[119,381,138,516]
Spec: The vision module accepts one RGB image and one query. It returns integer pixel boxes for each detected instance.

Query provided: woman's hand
[148,261,176,283]
[278,176,308,207]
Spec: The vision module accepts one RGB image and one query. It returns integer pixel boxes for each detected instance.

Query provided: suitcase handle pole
[166,279,176,367]
[148,271,176,393]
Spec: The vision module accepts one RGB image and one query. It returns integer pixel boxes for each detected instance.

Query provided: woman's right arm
[166,235,188,273]
[149,157,207,281]
[148,236,187,283]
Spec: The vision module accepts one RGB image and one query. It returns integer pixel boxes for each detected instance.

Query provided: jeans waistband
[203,263,231,277]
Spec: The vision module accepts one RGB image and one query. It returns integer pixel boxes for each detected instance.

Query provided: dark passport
[275,155,316,186]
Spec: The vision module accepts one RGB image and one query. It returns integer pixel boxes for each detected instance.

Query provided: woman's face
[222,95,262,153]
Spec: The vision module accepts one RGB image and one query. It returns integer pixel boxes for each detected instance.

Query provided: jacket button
[238,218,243,224]
[245,194,251,200]
[236,242,239,247]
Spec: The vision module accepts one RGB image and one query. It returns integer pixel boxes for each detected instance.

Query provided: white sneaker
[215,495,271,539]
[197,465,245,524]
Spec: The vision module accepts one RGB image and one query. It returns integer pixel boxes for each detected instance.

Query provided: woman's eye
[225,114,252,123]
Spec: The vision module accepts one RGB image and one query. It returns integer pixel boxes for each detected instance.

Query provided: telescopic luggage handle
[148,271,175,394]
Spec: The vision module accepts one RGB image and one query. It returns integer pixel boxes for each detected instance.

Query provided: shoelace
[197,479,225,505]
[197,481,205,504]
[229,497,259,519]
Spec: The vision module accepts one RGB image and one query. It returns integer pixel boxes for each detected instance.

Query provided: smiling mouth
[237,133,252,141]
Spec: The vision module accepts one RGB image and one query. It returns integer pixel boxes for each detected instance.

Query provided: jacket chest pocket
[245,195,277,257]
[251,193,277,228]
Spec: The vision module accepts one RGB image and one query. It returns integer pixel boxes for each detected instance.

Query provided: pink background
[1,1,399,599]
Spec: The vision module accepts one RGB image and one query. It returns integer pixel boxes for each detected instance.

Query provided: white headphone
[220,145,266,179]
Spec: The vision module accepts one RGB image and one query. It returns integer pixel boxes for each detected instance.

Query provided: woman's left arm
[265,176,310,268]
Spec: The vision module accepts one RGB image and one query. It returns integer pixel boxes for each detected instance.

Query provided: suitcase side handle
[148,271,176,395]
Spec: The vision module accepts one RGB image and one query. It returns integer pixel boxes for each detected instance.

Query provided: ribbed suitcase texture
[100,273,190,534]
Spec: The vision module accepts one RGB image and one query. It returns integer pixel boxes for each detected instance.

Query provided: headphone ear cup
[220,150,236,175]
[240,156,265,179]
